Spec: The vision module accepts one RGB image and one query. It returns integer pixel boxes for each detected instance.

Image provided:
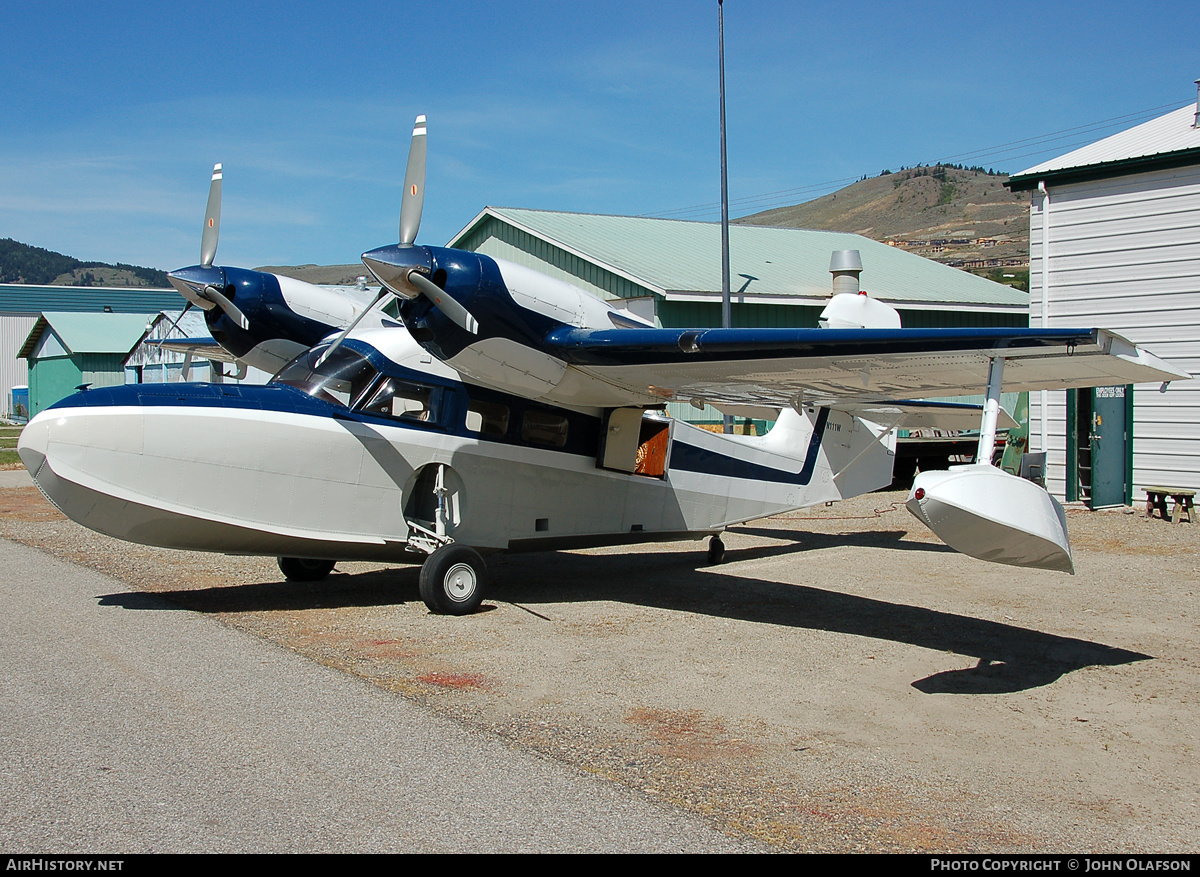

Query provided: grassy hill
[0,238,170,287]
[735,166,1029,285]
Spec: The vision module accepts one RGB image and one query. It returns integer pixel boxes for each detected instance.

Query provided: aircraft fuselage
[18,329,896,562]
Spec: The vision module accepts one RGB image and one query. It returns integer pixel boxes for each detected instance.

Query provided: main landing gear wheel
[278,557,336,582]
[419,543,487,615]
[707,535,726,565]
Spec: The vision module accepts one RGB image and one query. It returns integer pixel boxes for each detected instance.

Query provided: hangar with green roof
[449,208,1029,428]
[1,284,180,420]
[449,208,1028,330]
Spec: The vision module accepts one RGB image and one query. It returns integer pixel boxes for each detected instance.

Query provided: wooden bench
[1145,487,1195,524]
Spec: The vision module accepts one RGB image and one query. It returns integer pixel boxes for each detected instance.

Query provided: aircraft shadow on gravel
[97,531,1148,696]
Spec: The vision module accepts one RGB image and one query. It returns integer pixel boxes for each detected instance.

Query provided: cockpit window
[272,346,379,408]
[358,377,441,423]
[273,344,444,425]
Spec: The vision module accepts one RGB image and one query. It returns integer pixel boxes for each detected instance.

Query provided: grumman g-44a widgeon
[18,116,1190,614]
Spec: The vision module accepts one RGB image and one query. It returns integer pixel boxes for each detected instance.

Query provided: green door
[1089,385,1130,509]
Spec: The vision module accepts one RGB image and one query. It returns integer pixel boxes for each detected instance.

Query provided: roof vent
[1194,79,1200,128]
[829,249,863,295]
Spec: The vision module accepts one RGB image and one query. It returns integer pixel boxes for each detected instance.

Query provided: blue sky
[1,1,1196,272]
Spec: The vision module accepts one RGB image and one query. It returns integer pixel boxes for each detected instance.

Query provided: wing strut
[976,357,1005,465]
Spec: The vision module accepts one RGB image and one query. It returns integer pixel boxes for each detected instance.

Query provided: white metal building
[1007,96,1200,505]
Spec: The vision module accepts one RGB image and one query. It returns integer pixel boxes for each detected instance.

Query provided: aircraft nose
[17,412,49,477]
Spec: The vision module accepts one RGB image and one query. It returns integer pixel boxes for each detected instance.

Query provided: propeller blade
[408,270,478,335]
[398,116,426,247]
[315,288,393,368]
[200,163,222,268]
[154,301,194,352]
[203,284,249,331]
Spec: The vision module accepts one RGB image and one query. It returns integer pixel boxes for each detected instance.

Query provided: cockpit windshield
[272,344,444,425]
[272,346,380,408]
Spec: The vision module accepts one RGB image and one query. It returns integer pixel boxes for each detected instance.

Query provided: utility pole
[718,0,733,434]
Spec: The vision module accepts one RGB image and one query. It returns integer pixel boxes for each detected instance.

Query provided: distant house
[1006,92,1200,505]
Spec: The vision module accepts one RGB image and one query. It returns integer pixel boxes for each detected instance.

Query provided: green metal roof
[19,312,157,359]
[450,207,1027,311]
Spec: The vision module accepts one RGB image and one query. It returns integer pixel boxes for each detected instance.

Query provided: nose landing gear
[418,543,487,615]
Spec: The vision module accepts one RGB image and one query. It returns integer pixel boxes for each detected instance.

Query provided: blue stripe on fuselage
[670,408,829,485]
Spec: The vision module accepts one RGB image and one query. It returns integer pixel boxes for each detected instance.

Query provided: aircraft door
[599,409,670,478]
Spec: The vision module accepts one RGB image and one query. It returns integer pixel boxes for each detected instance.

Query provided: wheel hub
[444,562,477,602]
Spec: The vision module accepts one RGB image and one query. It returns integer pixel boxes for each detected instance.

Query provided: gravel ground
[1,476,1197,853]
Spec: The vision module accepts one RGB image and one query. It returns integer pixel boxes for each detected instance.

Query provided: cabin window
[465,400,510,436]
[358,378,441,423]
[522,410,569,447]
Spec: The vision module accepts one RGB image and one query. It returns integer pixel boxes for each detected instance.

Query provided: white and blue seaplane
[18,117,1190,614]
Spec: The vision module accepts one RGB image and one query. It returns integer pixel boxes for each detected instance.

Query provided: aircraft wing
[542,326,1189,409]
[156,338,241,364]
[704,400,1017,430]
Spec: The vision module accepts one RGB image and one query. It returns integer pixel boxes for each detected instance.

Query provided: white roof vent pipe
[819,249,901,329]
[829,249,863,295]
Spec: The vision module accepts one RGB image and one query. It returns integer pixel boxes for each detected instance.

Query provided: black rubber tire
[706,536,726,565]
[277,557,336,582]
[419,544,487,615]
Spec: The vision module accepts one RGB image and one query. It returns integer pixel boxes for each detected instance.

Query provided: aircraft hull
[18,383,896,562]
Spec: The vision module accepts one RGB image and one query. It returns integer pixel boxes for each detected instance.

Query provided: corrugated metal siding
[898,309,1026,329]
[470,218,654,302]
[1029,163,1200,498]
[80,353,129,388]
[655,300,1023,330]
[0,285,179,314]
[1,316,36,418]
[657,300,824,329]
